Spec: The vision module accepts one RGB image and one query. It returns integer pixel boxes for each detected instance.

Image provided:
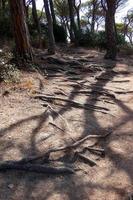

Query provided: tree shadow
[0,51,132,199]
[103,97,133,184]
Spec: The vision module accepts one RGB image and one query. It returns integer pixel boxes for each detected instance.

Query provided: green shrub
[117,33,127,45]
[95,31,107,49]
[78,30,126,49]
[0,63,20,83]
[78,30,106,48]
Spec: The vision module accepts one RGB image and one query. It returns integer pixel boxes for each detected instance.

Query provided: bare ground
[0,48,133,200]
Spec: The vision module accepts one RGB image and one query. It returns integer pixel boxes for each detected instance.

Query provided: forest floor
[0,47,133,200]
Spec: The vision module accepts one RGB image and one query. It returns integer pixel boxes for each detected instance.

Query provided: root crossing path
[0,49,133,200]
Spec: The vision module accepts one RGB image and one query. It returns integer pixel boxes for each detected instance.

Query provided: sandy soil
[0,48,133,200]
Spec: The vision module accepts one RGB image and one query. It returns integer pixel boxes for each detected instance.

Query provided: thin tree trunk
[32,0,41,47]
[127,34,133,45]
[9,0,33,60]
[65,17,72,40]
[75,7,81,32]
[91,0,96,34]
[77,9,81,32]
[23,0,29,19]
[49,0,56,25]
[74,0,81,32]
[43,0,55,54]
[68,0,77,43]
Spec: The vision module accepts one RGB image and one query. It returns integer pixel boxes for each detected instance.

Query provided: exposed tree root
[44,56,81,66]
[49,122,64,132]
[112,80,130,83]
[0,162,74,174]
[34,94,110,114]
[47,104,74,140]
[77,153,97,166]
[16,131,111,164]
[0,129,111,174]
[71,89,116,99]
[86,147,105,153]
[86,147,105,156]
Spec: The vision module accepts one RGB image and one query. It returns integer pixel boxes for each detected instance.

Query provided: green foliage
[53,24,67,43]
[78,30,126,49]
[117,33,126,45]
[0,49,20,83]
[116,23,125,34]
[54,0,69,19]
[0,63,20,83]
[78,30,106,48]
[94,31,107,49]
[28,22,38,37]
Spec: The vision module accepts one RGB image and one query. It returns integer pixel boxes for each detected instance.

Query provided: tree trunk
[104,1,117,60]
[68,0,77,43]
[23,0,30,19]
[127,33,133,45]
[65,16,73,41]
[43,0,55,54]
[9,0,33,60]
[91,0,97,34]
[74,0,81,32]
[49,0,56,25]
[32,0,41,47]
[74,7,81,32]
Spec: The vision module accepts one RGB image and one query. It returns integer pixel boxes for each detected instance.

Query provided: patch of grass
[0,63,20,83]
[0,48,20,83]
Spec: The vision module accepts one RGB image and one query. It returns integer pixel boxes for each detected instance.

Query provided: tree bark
[74,0,81,32]
[49,0,56,25]
[68,0,77,43]
[23,0,30,19]
[105,11,117,59]
[76,9,81,32]
[32,0,41,46]
[9,0,33,60]
[91,0,97,33]
[102,0,117,60]
[43,0,55,54]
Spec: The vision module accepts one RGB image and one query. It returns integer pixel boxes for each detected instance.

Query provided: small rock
[8,184,14,189]
[2,90,10,96]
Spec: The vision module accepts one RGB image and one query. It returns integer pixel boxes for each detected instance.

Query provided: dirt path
[0,49,133,200]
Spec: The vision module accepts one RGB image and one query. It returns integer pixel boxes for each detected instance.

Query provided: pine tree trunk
[75,7,81,32]
[91,0,96,34]
[49,0,56,25]
[23,0,29,19]
[68,0,77,43]
[32,0,41,47]
[9,0,33,60]
[104,1,117,60]
[44,0,55,54]
[74,0,81,32]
